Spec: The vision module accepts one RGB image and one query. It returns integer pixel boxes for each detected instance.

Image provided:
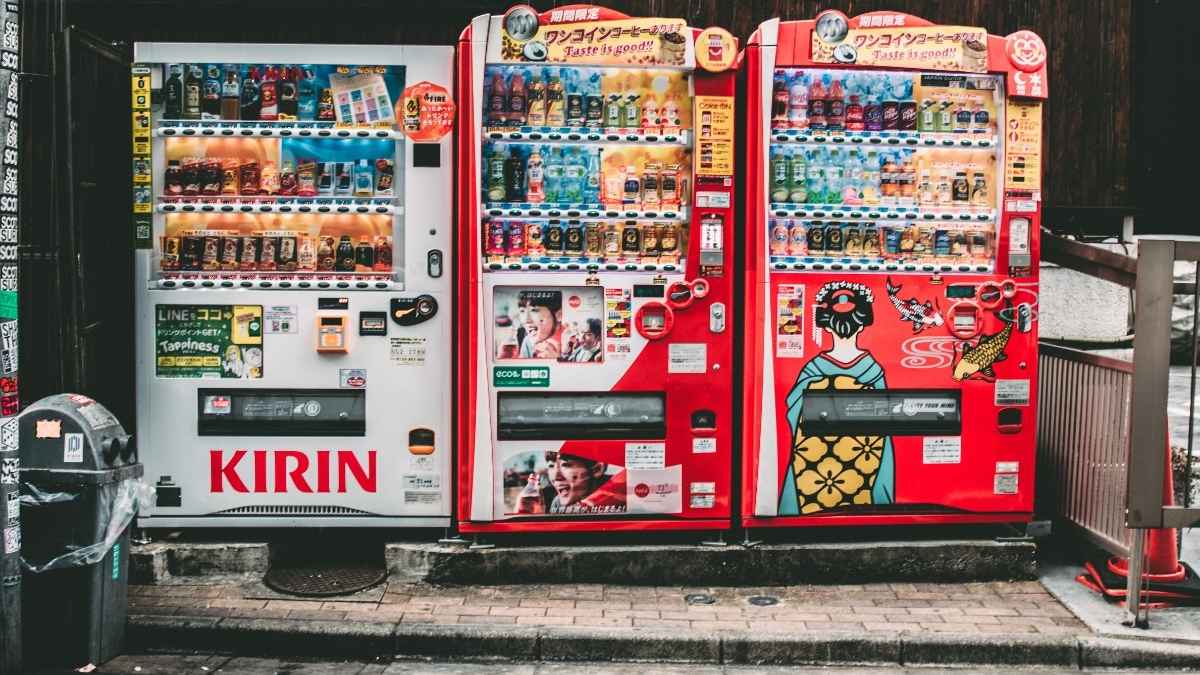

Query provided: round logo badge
[1006,30,1046,72]
[399,81,456,142]
[695,27,736,72]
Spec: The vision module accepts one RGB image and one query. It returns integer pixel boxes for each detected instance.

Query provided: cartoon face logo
[1006,30,1046,72]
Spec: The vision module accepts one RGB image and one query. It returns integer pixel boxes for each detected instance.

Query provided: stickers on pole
[63,432,84,463]
[131,64,153,248]
[400,81,455,142]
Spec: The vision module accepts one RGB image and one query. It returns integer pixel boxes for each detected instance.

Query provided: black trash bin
[17,394,142,670]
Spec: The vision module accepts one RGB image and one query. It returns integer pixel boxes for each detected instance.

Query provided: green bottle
[486,147,508,202]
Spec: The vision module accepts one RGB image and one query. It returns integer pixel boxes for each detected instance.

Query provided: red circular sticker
[1006,30,1046,72]
[634,483,650,498]
[568,295,581,309]
[399,81,456,142]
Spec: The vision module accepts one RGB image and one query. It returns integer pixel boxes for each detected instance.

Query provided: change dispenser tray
[801,389,962,437]
[198,388,366,437]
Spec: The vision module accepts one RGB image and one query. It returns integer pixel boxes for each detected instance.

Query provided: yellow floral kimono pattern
[779,354,895,516]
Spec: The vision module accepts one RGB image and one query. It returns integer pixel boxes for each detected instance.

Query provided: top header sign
[810,10,988,73]
[488,3,694,68]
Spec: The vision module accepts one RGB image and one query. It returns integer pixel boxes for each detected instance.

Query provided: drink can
[221,159,240,195]
[883,226,901,255]
[507,220,526,258]
[824,223,843,253]
[770,218,789,255]
[278,235,298,271]
[239,236,260,271]
[219,235,241,271]
[564,220,584,255]
[844,226,862,256]
[335,162,354,196]
[969,229,988,257]
[951,231,967,256]
[374,159,395,197]
[259,235,279,270]
[201,234,221,270]
[543,220,564,254]
[317,162,336,196]
[603,223,621,259]
[934,229,951,257]
[297,236,317,271]
[862,227,881,256]
[915,226,934,255]
[620,221,641,256]
[788,220,807,256]
[584,222,603,257]
[180,234,203,270]
[642,220,661,257]
[658,222,678,262]
[485,221,506,256]
[526,221,545,257]
[202,160,222,195]
[239,160,260,195]
[161,236,181,270]
[806,224,825,254]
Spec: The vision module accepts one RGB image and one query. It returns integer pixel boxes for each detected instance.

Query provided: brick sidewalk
[129,579,1088,637]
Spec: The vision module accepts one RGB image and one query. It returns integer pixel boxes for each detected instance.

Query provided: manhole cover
[263,563,386,597]
[685,593,717,605]
[747,595,779,606]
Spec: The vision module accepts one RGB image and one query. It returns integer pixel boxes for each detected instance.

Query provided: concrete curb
[127,614,1200,667]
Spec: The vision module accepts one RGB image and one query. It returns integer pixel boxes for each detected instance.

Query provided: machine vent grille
[212,505,376,516]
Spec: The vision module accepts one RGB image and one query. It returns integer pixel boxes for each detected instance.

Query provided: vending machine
[742,12,1048,527]
[457,5,739,532]
[132,43,455,527]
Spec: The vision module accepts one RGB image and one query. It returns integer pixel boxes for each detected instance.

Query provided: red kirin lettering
[210,449,377,493]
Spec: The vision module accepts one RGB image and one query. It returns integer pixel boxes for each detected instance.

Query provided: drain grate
[747,595,779,607]
[263,563,386,597]
[685,593,717,605]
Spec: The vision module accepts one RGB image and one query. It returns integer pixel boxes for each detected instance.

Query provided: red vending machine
[742,11,1048,527]
[457,5,739,533]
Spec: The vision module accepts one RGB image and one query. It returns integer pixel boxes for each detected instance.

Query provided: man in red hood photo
[545,450,626,514]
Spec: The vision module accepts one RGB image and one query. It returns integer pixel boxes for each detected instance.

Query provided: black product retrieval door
[44,27,134,426]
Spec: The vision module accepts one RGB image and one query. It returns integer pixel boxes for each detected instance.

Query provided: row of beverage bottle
[485,219,684,264]
[484,145,686,209]
[164,64,334,122]
[769,147,991,207]
[770,70,995,134]
[161,232,393,273]
[485,68,684,133]
[164,157,394,198]
[769,218,993,260]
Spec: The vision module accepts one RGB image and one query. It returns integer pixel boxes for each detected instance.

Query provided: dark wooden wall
[64,0,1138,211]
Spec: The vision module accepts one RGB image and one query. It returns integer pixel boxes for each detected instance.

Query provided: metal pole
[1124,528,1148,629]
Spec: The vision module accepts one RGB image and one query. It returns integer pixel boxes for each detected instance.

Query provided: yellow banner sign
[813,25,989,74]
[497,16,690,67]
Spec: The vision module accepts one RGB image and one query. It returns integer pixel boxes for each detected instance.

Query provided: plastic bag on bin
[19,477,155,573]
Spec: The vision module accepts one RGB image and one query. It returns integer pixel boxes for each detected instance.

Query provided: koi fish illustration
[952,314,1013,382]
[885,277,944,334]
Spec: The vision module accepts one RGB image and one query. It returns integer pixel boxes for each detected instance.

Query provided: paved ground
[128,579,1088,636]
[90,654,1192,674]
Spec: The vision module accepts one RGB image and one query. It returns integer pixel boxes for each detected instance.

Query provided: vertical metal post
[1124,528,1148,628]
[1185,260,1200,514]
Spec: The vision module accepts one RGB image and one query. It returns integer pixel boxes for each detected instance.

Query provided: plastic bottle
[788,73,808,129]
[508,71,527,126]
[164,64,184,119]
[881,77,899,130]
[543,147,562,203]
[862,150,881,204]
[220,65,240,120]
[770,146,789,203]
[771,218,789,255]
[899,79,917,131]
[278,66,298,119]
[526,146,545,203]
[583,150,601,204]
[641,95,659,133]
[622,165,640,207]
[585,72,604,128]
[827,76,845,131]
[526,71,546,126]
[604,91,623,129]
[788,147,808,203]
[486,147,508,202]
[805,148,824,204]
[843,150,862,204]
[565,71,585,127]
[807,75,826,130]
[202,64,222,120]
[825,149,843,204]
[354,158,374,196]
[899,151,916,203]
[506,147,527,202]
[488,71,508,125]
[546,72,565,126]
[562,148,585,203]
[298,67,317,120]
[622,91,641,129]
[771,71,789,127]
[184,64,203,120]
[660,94,680,135]
[240,66,260,121]
[864,75,884,132]
[259,66,279,120]
[845,79,864,132]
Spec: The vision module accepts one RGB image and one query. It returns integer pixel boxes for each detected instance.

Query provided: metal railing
[1038,342,1133,557]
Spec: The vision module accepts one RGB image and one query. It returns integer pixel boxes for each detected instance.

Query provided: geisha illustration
[779,281,895,515]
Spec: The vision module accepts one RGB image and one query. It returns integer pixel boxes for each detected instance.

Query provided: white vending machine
[133,43,454,527]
